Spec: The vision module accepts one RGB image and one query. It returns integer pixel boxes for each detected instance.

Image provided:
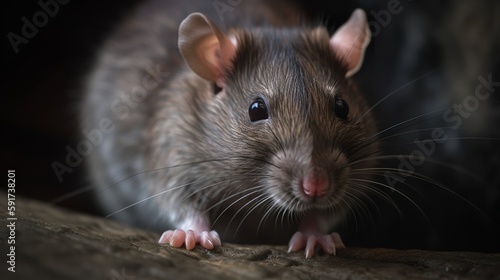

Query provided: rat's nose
[302,170,329,197]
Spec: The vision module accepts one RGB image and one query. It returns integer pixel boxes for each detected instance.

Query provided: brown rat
[82,1,378,258]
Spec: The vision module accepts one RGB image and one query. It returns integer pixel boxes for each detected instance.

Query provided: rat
[81,1,378,258]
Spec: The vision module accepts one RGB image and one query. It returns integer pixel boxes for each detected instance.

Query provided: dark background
[3,0,500,252]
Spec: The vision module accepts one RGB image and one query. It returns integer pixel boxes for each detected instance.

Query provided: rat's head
[178,10,378,214]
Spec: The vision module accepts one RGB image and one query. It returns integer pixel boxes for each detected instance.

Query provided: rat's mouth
[295,180,345,211]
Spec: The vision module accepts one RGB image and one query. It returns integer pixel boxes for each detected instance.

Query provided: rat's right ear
[178,13,237,88]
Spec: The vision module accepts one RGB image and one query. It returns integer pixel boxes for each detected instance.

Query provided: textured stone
[1,193,499,280]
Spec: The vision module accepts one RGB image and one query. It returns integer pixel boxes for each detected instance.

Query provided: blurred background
[3,0,500,252]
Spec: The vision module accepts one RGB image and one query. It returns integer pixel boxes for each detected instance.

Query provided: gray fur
[82,0,378,244]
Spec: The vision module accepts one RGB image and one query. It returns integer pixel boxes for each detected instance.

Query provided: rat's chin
[288,193,342,213]
[288,202,332,214]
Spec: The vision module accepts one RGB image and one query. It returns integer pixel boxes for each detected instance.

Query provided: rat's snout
[301,170,329,197]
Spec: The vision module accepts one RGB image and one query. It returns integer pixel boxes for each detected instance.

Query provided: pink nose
[302,171,329,197]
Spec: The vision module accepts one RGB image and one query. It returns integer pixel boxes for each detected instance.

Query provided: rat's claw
[330,232,345,249]
[288,232,306,253]
[288,231,345,258]
[305,235,317,258]
[208,230,221,246]
[158,229,221,250]
[199,231,213,249]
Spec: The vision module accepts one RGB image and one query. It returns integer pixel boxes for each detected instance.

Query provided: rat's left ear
[178,13,237,88]
[330,9,371,78]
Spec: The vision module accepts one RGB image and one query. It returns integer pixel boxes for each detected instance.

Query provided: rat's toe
[170,229,187,247]
[198,230,221,249]
[331,232,345,248]
[209,230,221,246]
[199,231,214,249]
[185,230,196,250]
[317,234,335,255]
[159,228,221,250]
[158,230,174,244]
[287,231,345,258]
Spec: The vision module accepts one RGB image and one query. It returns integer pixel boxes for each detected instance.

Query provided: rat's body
[82,0,378,257]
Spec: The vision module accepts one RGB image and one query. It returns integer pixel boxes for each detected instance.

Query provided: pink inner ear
[179,13,237,86]
[329,9,370,78]
[196,36,223,82]
[214,34,237,88]
[330,31,363,76]
[192,34,236,87]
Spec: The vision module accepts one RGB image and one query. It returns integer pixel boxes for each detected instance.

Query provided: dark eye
[334,98,349,120]
[249,98,269,122]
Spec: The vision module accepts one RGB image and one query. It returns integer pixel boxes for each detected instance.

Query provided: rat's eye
[334,98,349,120]
[249,98,269,122]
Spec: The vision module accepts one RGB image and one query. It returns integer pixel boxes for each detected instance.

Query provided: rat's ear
[330,9,371,78]
[178,13,237,87]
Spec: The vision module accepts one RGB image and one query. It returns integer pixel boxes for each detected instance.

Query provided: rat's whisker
[352,167,491,221]
[338,193,361,233]
[351,168,430,204]
[349,155,486,185]
[343,191,373,232]
[212,189,264,230]
[348,137,499,173]
[374,127,471,143]
[342,190,369,222]
[349,181,403,219]
[234,194,274,237]
[181,172,269,200]
[280,197,294,232]
[357,67,441,123]
[345,186,382,219]
[52,157,270,204]
[224,192,267,237]
[257,198,280,234]
[347,108,450,157]
[350,178,428,221]
[202,186,263,215]
[105,175,235,218]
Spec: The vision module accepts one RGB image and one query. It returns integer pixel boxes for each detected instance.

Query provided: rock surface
[1,193,499,280]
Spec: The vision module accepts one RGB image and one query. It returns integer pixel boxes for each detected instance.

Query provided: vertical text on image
[7,170,17,273]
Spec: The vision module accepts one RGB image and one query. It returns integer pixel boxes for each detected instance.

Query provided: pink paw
[158,229,221,250]
[288,231,345,258]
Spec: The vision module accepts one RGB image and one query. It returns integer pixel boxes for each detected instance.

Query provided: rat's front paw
[158,229,221,250]
[288,231,345,258]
